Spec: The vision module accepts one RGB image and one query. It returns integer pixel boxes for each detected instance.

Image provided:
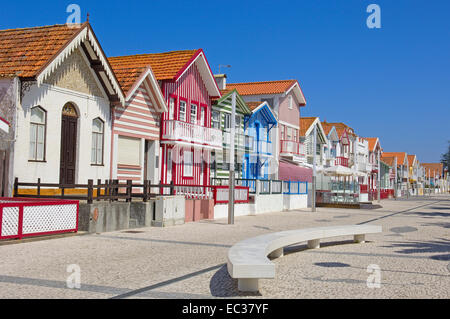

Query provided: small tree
[441,141,450,171]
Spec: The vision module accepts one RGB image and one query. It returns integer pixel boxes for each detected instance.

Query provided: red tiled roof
[422,163,444,178]
[381,156,395,167]
[321,122,334,136]
[407,155,416,167]
[300,117,317,137]
[366,138,379,152]
[226,80,297,96]
[108,50,199,86]
[322,121,356,138]
[382,152,407,167]
[246,102,263,111]
[0,24,83,78]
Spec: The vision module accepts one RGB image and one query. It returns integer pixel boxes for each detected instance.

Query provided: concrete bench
[227,225,382,292]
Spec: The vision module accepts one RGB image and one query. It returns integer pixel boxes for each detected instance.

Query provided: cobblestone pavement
[0,194,449,299]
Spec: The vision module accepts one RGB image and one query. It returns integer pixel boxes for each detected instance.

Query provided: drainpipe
[312,125,317,212]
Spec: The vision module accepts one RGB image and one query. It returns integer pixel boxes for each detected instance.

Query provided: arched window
[29,106,46,161]
[91,118,104,165]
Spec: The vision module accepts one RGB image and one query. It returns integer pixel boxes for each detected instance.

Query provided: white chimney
[214,74,227,91]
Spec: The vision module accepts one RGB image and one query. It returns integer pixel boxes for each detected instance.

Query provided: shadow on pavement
[383,238,450,261]
[209,265,262,298]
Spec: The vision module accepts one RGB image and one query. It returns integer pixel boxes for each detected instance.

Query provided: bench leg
[269,248,284,259]
[354,234,366,243]
[238,279,259,292]
[307,239,321,249]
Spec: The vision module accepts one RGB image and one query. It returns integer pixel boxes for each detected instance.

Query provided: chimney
[214,74,227,91]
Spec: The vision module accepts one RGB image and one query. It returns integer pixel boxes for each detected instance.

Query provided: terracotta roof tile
[381,155,395,167]
[108,50,199,83]
[246,102,262,111]
[382,152,407,167]
[422,163,444,177]
[407,155,416,167]
[322,121,356,138]
[226,80,297,96]
[300,117,317,136]
[366,138,379,152]
[0,24,83,78]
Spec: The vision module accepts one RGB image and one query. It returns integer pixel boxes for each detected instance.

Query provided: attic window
[289,95,293,109]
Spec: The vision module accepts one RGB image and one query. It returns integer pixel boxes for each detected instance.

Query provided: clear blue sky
[1,0,449,162]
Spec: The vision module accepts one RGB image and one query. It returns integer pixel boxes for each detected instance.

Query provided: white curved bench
[227,225,382,292]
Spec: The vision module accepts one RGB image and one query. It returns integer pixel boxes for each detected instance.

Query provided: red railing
[0,197,79,240]
[360,185,369,194]
[335,156,349,167]
[212,186,250,205]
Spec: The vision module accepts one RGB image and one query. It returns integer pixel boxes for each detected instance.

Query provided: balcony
[358,162,370,172]
[245,139,273,157]
[280,140,306,157]
[223,130,253,152]
[161,120,222,149]
[335,156,349,167]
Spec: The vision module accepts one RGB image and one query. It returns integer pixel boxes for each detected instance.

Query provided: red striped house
[108,64,168,184]
[109,50,222,186]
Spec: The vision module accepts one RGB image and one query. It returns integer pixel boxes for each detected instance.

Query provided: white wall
[14,83,112,184]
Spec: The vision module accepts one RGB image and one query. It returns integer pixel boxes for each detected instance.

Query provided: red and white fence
[0,198,79,240]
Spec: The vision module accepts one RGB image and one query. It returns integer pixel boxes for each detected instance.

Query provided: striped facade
[211,93,251,179]
[160,64,214,186]
[113,83,160,183]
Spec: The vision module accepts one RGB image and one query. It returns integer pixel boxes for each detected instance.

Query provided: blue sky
[1,0,449,162]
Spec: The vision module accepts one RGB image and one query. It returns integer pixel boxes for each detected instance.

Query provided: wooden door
[60,104,78,185]
[0,150,9,197]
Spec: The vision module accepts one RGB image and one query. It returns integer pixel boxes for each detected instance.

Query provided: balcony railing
[162,120,222,149]
[223,130,253,151]
[335,156,349,167]
[280,140,306,157]
[358,162,370,172]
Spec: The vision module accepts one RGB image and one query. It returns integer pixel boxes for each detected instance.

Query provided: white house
[0,22,125,195]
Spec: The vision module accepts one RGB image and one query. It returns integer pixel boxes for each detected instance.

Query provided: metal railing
[283,181,308,195]
[280,140,306,156]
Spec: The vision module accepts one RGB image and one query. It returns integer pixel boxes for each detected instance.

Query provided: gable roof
[109,49,221,98]
[0,23,125,103]
[300,117,317,137]
[246,101,277,126]
[382,152,408,167]
[322,121,356,138]
[213,89,252,115]
[226,79,306,106]
[366,137,381,152]
[422,163,444,177]
[381,155,396,167]
[300,117,328,144]
[0,24,81,78]
[407,155,416,167]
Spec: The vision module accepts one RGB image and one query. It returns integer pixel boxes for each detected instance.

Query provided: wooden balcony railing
[335,156,349,167]
[162,120,222,149]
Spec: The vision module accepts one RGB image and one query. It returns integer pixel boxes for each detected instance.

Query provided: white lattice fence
[0,199,79,240]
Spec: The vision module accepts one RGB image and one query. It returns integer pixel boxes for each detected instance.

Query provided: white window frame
[183,150,194,177]
[29,106,46,161]
[91,118,104,165]
[190,103,198,124]
[179,100,187,122]
[212,110,220,129]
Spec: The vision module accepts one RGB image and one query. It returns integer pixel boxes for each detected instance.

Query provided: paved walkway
[0,194,449,299]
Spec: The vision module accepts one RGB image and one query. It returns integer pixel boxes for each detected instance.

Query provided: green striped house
[211,89,252,179]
